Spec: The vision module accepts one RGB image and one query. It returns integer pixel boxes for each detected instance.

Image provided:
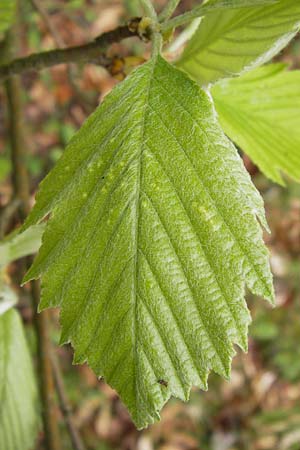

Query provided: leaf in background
[0,223,45,267]
[0,308,39,450]
[0,278,17,316]
[177,0,300,85]
[212,64,300,185]
[0,157,11,182]
[23,56,273,428]
[0,0,16,38]
[124,0,142,16]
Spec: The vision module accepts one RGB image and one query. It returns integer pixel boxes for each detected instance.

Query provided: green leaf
[177,0,300,85]
[0,224,45,268]
[0,224,44,315]
[0,308,39,450]
[23,55,273,428]
[0,0,16,37]
[162,0,279,33]
[211,64,300,185]
[0,279,17,316]
[124,0,142,16]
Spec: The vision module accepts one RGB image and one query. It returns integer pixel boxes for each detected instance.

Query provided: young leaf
[0,0,16,37]
[0,309,39,450]
[0,224,45,267]
[23,55,273,428]
[177,0,300,85]
[212,64,300,185]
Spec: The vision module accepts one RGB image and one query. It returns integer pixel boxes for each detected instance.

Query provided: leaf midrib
[132,58,156,411]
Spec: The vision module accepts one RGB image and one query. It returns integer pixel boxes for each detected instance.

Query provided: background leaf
[0,308,39,450]
[0,0,16,39]
[0,279,17,316]
[23,56,273,428]
[211,63,300,184]
[0,224,45,268]
[0,224,44,315]
[177,0,300,85]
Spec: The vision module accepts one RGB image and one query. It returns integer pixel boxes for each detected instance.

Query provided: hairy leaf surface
[0,309,39,450]
[23,56,273,428]
[177,0,300,85]
[212,64,300,184]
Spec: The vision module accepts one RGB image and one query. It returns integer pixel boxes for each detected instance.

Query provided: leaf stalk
[159,0,181,22]
[161,0,278,33]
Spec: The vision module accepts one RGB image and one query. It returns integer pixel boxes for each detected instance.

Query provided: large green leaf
[212,64,300,185]
[0,0,16,37]
[23,55,273,428]
[177,0,300,85]
[0,308,39,450]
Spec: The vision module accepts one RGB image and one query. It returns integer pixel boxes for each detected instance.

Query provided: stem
[152,32,163,58]
[159,0,181,22]
[30,279,62,450]
[51,352,86,450]
[167,17,201,53]
[30,0,95,113]
[0,21,140,83]
[6,77,30,218]
[161,3,210,32]
[4,7,62,450]
[30,0,65,48]
[140,0,157,20]
[0,199,21,240]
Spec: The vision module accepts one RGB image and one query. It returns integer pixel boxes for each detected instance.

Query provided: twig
[4,7,62,449]
[0,198,21,239]
[30,278,62,450]
[29,0,95,114]
[0,20,141,83]
[51,352,86,450]
[30,0,65,48]
[6,76,30,219]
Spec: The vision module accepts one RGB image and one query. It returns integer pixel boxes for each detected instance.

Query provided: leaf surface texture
[23,56,273,428]
[177,0,300,85]
[212,64,300,184]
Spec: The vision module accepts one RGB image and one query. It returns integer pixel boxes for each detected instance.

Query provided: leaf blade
[0,309,39,450]
[24,56,273,428]
[177,0,300,85]
[211,64,300,184]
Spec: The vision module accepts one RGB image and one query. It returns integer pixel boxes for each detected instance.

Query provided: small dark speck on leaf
[158,379,168,387]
